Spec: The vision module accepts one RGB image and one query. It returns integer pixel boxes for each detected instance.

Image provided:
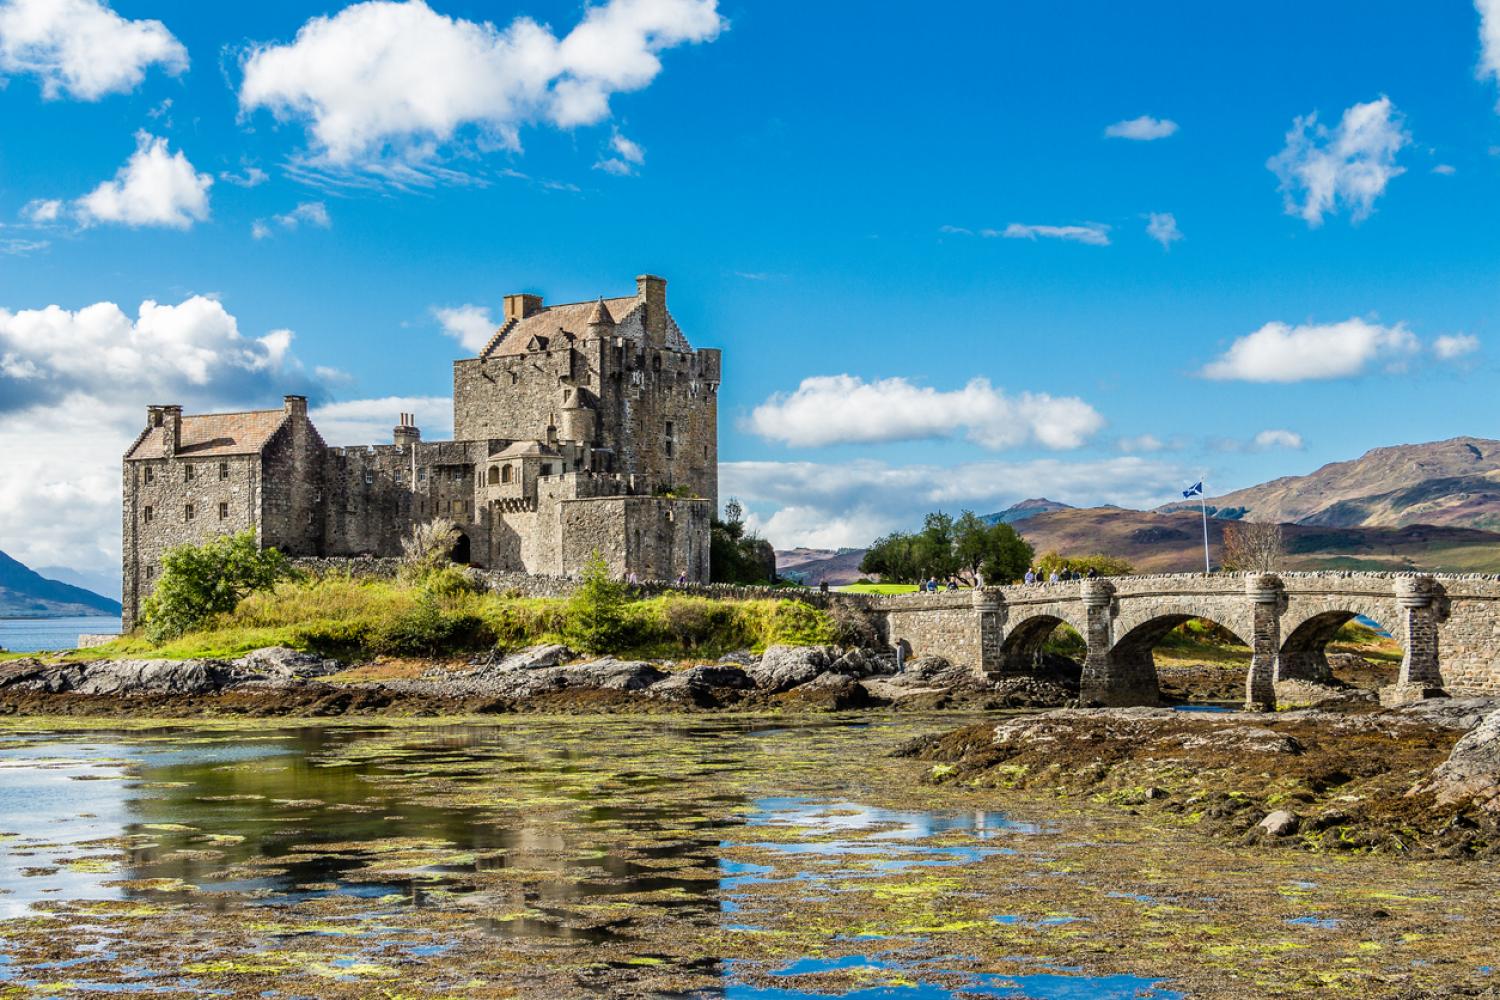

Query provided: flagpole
[1199,488,1211,574]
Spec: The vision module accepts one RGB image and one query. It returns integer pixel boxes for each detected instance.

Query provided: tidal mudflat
[0,714,1493,998]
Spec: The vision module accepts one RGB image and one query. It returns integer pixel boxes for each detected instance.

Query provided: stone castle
[122,274,719,625]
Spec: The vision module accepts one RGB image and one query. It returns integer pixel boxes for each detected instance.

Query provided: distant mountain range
[776,437,1500,583]
[1160,437,1500,530]
[0,550,121,619]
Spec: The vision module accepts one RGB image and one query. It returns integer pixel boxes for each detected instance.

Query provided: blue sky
[2,0,1499,576]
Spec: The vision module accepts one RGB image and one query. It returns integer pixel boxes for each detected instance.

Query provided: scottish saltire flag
[1182,481,1204,498]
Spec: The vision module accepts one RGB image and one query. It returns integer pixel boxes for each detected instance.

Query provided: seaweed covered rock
[1412,709,1500,810]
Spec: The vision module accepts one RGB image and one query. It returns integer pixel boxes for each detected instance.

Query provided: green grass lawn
[834,583,922,595]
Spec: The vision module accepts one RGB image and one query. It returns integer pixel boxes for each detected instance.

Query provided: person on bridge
[1048,569,1060,584]
[1024,568,1037,585]
[1086,566,1098,579]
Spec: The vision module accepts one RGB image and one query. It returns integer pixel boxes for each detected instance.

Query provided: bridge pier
[1244,574,1282,711]
[1384,576,1447,705]
[1078,579,1161,706]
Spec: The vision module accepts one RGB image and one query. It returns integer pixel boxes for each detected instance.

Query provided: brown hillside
[1165,437,1500,529]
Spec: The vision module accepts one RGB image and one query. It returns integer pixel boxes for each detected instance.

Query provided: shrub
[292,618,375,658]
[142,531,292,643]
[563,554,638,654]
[650,596,743,652]
[741,599,836,648]
[828,601,880,649]
[399,518,459,583]
[422,564,480,600]
[372,592,492,658]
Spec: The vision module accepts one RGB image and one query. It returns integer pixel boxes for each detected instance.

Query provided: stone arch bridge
[871,573,1500,709]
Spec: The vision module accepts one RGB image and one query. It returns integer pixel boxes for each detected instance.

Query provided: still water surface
[0,717,1180,998]
[0,615,120,653]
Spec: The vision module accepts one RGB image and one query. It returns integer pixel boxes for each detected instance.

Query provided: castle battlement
[120,274,718,626]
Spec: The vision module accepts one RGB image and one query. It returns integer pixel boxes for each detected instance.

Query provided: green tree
[953,511,1033,585]
[710,497,775,583]
[564,552,638,653]
[859,532,921,583]
[142,530,292,643]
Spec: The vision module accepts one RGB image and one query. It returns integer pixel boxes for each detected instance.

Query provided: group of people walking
[1024,566,1098,585]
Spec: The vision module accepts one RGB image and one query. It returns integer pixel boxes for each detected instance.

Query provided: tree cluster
[859,511,1034,585]
[1035,551,1134,578]
[710,499,777,584]
[141,530,291,643]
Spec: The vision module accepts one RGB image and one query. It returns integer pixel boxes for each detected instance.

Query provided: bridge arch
[997,612,1087,673]
[1105,611,1254,705]
[1277,600,1404,685]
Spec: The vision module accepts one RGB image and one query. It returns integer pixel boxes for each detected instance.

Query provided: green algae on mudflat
[0,715,1496,998]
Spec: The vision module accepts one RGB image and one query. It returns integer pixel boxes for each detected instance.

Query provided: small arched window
[501,465,514,484]
[488,466,500,486]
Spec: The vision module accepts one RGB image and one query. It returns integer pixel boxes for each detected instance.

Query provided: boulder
[1272,679,1377,711]
[657,664,756,692]
[748,646,833,692]
[774,672,875,710]
[1258,810,1300,836]
[1411,709,1500,810]
[496,644,575,671]
[562,659,666,692]
[1399,696,1500,732]
[67,659,230,697]
[717,650,758,667]
[826,648,886,679]
[231,647,342,685]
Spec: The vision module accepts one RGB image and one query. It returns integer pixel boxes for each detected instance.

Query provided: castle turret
[586,297,615,338]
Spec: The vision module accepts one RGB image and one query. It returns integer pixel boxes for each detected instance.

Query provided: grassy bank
[52,572,859,663]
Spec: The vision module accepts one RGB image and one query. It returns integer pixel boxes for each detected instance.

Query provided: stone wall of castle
[121,451,261,627]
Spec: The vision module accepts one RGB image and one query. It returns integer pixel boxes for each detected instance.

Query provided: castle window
[146,565,154,580]
[665,421,674,458]
[143,466,154,484]
[183,464,195,482]
[418,468,427,482]
[451,499,463,514]
[184,503,195,521]
[488,466,499,486]
[219,502,229,520]
[540,463,553,476]
[143,505,154,523]
[652,353,662,373]
[364,470,374,485]
[218,461,229,481]
[501,465,513,484]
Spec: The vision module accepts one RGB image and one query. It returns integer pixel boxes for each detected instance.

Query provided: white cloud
[1201,317,1420,382]
[595,130,646,175]
[1117,434,1165,453]
[1267,96,1410,226]
[0,0,186,100]
[747,375,1105,451]
[75,132,212,229]
[1145,212,1181,249]
[238,0,724,170]
[220,166,270,188]
[1104,115,1178,141]
[1253,429,1303,450]
[0,295,322,573]
[1479,0,1500,105]
[310,395,453,445]
[723,456,1186,550]
[1434,333,1480,360]
[1002,223,1110,246]
[253,200,331,239]
[1432,163,1457,175]
[20,198,61,223]
[433,304,497,353]
[0,236,48,255]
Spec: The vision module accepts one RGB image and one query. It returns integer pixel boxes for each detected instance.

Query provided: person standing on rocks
[893,636,912,673]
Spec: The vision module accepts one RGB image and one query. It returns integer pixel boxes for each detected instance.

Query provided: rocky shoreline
[901,699,1500,859]
[0,643,1077,717]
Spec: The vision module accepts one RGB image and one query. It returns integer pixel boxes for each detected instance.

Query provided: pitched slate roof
[493,440,562,459]
[480,295,641,358]
[125,409,287,460]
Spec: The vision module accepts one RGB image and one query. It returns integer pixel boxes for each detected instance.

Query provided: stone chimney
[394,411,421,448]
[636,274,667,346]
[283,395,308,420]
[503,293,544,322]
[149,404,183,457]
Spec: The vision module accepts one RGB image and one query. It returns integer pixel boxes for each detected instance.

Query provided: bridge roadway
[870,572,1500,709]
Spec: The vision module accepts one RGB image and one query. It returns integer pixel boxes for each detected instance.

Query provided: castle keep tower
[121,274,719,626]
